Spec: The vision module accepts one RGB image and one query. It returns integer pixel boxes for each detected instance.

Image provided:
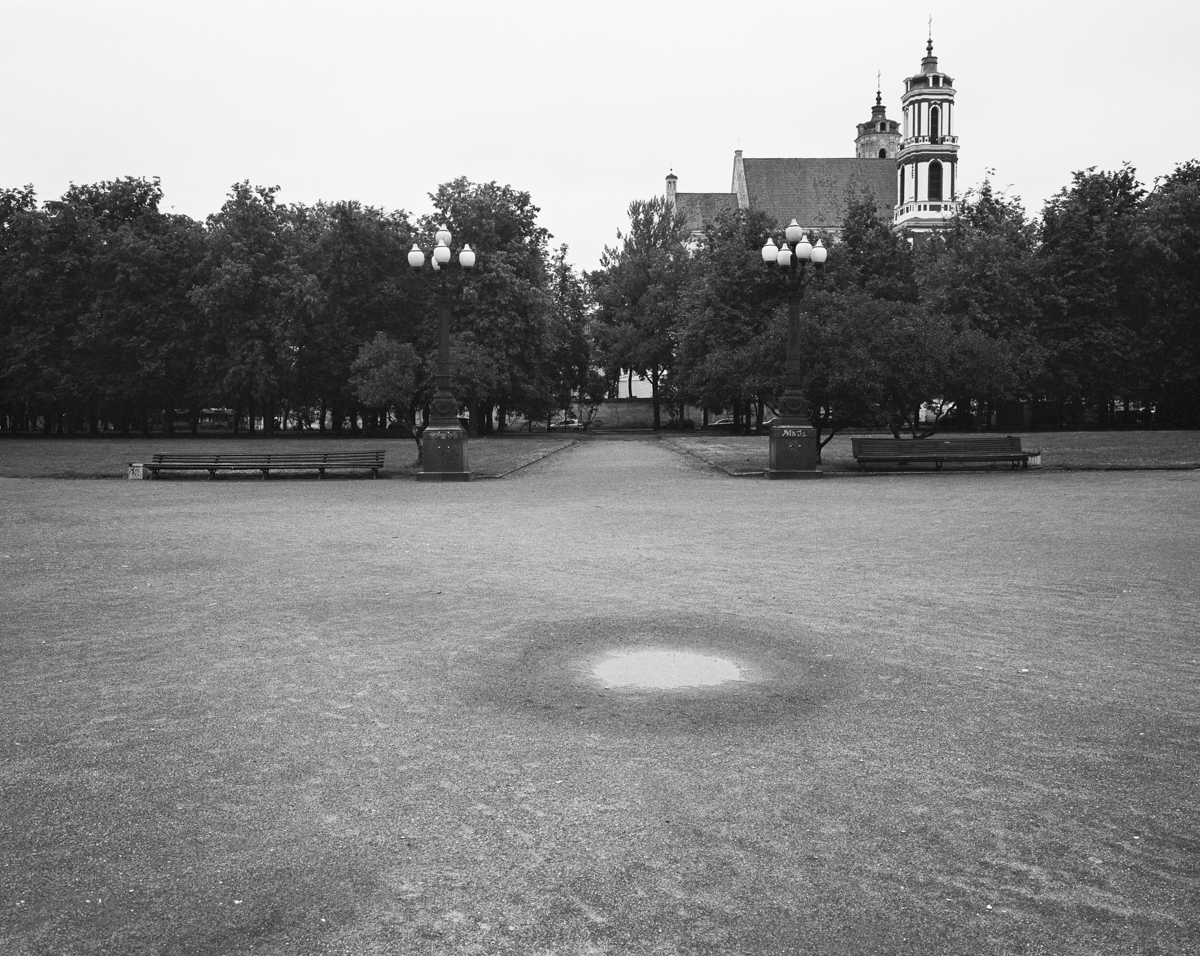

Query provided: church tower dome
[894,37,960,235]
[856,88,901,159]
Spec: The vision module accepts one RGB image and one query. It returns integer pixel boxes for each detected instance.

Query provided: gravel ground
[2,437,1197,955]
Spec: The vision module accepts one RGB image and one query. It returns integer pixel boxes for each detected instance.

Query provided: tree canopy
[0,176,591,436]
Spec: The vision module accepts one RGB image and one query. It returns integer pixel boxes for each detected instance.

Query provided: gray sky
[3,0,1195,271]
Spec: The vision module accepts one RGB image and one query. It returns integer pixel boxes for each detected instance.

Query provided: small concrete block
[127,463,148,480]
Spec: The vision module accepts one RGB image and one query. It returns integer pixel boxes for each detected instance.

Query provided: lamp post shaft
[412,238,475,482]
[778,263,810,424]
[765,237,823,479]
[429,277,459,427]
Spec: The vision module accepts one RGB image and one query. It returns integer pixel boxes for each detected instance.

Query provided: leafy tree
[0,177,205,434]
[915,180,1045,427]
[0,183,77,432]
[70,180,206,434]
[543,244,592,421]
[832,192,918,302]
[589,196,689,430]
[191,183,323,434]
[291,200,421,432]
[1130,161,1200,425]
[350,331,422,455]
[673,207,785,430]
[1037,166,1146,424]
[420,178,553,434]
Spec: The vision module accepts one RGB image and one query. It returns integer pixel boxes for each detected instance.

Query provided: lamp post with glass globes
[760,219,828,479]
[408,225,477,481]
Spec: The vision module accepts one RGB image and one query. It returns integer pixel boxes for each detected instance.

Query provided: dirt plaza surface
[1,436,1198,955]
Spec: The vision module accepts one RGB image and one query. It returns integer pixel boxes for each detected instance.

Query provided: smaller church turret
[894,37,960,235]
[855,89,901,159]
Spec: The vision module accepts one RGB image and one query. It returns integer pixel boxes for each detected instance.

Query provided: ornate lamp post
[408,226,477,482]
[761,219,828,479]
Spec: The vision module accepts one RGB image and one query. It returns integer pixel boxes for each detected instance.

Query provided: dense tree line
[5,162,1197,438]
[0,176,592,436]
[590,161,1200,435]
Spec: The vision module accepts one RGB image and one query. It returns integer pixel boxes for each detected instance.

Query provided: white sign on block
[127,463,147,480]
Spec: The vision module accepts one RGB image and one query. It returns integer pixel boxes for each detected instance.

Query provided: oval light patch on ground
[592,650,743,689]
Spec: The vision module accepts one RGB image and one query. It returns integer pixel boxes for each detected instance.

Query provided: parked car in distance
[550,418,585,431]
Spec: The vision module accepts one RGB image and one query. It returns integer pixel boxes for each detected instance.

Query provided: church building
[667,40,960,241]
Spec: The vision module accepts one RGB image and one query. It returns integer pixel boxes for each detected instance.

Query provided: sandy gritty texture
[1,437,1198,955]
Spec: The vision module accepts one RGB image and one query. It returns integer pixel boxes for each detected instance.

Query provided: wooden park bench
[851,436,1038,471]
[138,450,386,480]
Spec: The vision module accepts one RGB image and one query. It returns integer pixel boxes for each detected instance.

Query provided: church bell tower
[894,38,960,235]
[856,88,901,159]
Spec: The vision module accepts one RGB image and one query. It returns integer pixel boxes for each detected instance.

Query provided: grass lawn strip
[0,435,576,481]
[662,430,1200,476]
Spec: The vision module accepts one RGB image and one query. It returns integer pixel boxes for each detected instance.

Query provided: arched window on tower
[879,148,887,158]
[899,166,906,204]
[929,160,943,201]
[929,106,940,143]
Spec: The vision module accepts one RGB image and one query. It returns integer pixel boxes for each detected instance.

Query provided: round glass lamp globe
[433,242,451,265]
[407,244,425,269]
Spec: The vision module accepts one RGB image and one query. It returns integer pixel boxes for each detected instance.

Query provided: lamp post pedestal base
[417,425,473,482]
[765,423,823,479]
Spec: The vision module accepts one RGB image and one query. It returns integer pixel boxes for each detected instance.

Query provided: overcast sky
[2,0,1195,271]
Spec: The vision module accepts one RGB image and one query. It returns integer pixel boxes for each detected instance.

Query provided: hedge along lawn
[1,442,1198,955]
[0,434,576,480]
[665,429,1200,475]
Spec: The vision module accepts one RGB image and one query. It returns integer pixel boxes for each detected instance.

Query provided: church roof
[741,158,896,230]
[674,192,739,233]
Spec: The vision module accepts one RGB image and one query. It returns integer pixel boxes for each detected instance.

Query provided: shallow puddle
[592,650,743,689]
